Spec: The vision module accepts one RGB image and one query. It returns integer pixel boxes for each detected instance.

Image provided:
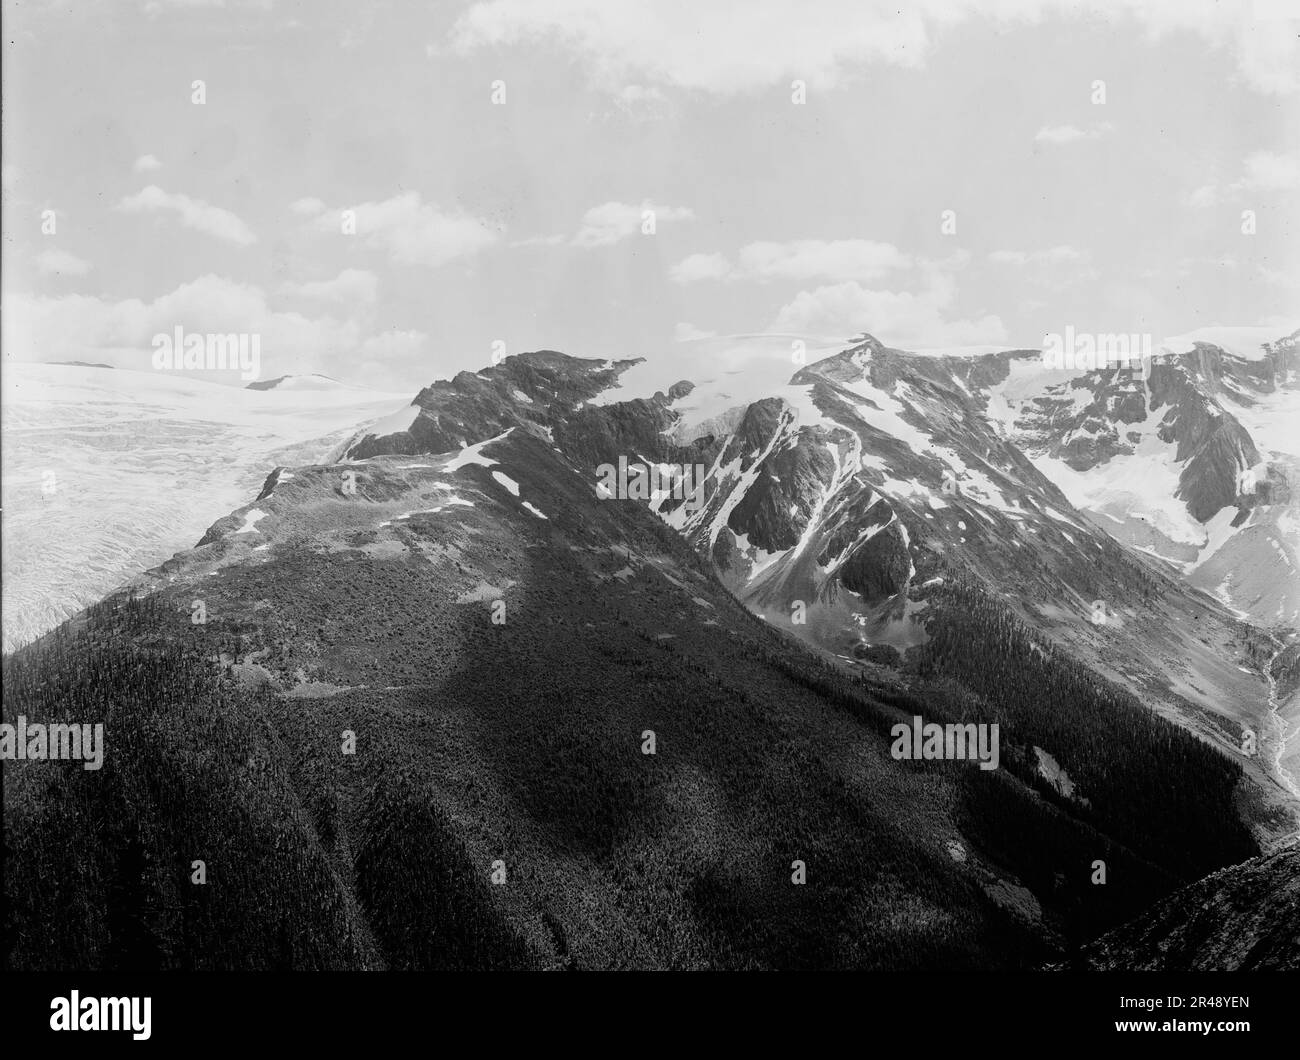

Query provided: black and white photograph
[1,0,1297,1040]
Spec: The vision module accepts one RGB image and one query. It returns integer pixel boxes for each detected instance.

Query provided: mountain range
[3,328,1297,970]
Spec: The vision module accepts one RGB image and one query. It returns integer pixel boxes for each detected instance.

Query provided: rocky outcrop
[1073,846,1300,971]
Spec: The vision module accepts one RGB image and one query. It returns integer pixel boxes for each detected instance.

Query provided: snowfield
[1161,324,1298,363]
[1,363,412,651]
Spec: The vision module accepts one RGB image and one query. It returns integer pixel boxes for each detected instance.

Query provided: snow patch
[445,429,513,472]
[233,508,268,534]
[492,470,521,496]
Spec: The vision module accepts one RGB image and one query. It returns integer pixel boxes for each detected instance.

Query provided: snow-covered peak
[1161,324,1300,363]
[246,373,367,392]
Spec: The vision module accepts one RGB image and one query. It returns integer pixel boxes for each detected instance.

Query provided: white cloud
[358,329,427,363]
[289,197,326,216]
[738,240,910,282]
[617,84,666,104]
[0,275,378,379]
[140,0,278,18]
[770,271,1006,348]
[35,247,93,277]
[133,154,162,173]
[606,83,672,120]
[1235,150,1300,192]
[674,322,717,341]
[311,191,497,266]
[510,233,567,248]
[672,240,910,283]
[1175,254,1239,273]
[1034,122,1114,145]
[116,185,256,245]
[280,268,378,305]
[1183,151,1298,209]
[988,246,1088,266]
[571,200,693,247]
[670,252,733,283]
[986,247,1097,293]
[1035,125,1086,145]
[451,0,933,94]
[356,329,430,388]
[449,1,1300,97]
[1259,266,1300,291]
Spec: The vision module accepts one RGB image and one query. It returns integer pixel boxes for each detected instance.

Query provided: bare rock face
[1074,846,1300,971]
[347,350,643,459]
[1144,361,1259,523]
[725,432,837,553]
[838,520,912,601]
[975,354,1261,525]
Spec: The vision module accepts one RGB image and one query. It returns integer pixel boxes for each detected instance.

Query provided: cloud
[672,240,910,283]
[449,1,1300,97]
[614,84,669,113]
[280,268,378,305]
[1034,122,1114,145]
[359,328,427,358]
[510,233,567,248]
[0,274,405,381]
[770,271,1006,348]
[132,154,162,173]
[450,0,934,94]
[738,240,910,282]
[141,0,274,15]
[289,197,326,216]
[354,329,430,389]
[1174,254,1239,274]
[1184,151,1299,209]
[616,84,665,104]
[504,202,696,250]
[1235,150,1300,192]
[310,191,498,266]
[673,241,989,345]
[988,246,1089,266]
[986,246,1096,291]
[116,185,256,245]
[35,247,93,277]
[673,322,717,341]
[1259,266,1300,291]
[571,200,694,247]
[670,252,734,283]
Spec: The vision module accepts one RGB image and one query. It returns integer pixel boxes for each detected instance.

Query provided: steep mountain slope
[1071,844,1300,971]
[3,357,1273,970]
[462,341,1293,837]
[0,362,411,651]
[955,328,1299,629]
[1177,330,1300,631]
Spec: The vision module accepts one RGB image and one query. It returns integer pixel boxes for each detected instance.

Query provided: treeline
[910,572,1257,882]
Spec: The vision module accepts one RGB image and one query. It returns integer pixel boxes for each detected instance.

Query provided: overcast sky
[1,0,1296,391]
